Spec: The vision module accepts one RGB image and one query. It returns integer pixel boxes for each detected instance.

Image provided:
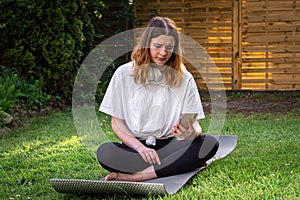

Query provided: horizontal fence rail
[135,0,300,91]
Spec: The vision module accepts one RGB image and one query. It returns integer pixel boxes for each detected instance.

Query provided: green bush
[96,62,118,102]
[0,83,20,113]
[0,70,21,113]
[17,79,51,110]
[0,0,96,99]
[0,66,50,112]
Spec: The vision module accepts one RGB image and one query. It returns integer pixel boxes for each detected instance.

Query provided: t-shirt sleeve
[99,70,125,119]
[182,78,205,120]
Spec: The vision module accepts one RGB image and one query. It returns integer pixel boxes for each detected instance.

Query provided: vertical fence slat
[232,0,242,89]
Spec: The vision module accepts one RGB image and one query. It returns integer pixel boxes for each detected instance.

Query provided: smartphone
[180,113,197,128]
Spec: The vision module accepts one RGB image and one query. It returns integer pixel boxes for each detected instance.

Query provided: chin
[156,61,166,65]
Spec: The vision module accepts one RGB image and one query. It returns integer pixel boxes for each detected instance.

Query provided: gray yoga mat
[50,135,237,195]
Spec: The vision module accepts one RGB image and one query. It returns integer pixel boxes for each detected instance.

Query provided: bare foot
[104,172,142,182]
[104,168,157,182]
[104,172,119,181]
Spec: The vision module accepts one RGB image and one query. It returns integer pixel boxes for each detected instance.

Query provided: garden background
[0,0,299,199]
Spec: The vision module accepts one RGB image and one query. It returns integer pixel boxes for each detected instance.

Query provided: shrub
[0,66,50,111]
[0,69,21,113]
[0,83,20,113]
[17,79,51,110]
[0,0,96,99]
[96,62,118,102]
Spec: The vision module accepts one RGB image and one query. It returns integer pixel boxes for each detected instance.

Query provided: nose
[159,47,167,56]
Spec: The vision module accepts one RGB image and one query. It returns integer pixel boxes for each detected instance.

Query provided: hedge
[0,0,100,99]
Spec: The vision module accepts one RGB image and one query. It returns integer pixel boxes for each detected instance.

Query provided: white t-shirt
[99,61,205,139]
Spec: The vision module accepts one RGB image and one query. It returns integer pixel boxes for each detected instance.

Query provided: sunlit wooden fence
[135,0,300,90]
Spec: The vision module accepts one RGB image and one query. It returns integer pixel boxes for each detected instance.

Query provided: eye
[154,44,162,48]
[166,46,174,51]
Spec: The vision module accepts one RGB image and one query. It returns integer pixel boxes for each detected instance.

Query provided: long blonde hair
[131,16,184,87]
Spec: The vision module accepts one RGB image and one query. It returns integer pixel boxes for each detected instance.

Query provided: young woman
[97,16,219,182]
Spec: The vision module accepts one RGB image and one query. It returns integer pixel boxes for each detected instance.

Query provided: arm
[111,116,161,165]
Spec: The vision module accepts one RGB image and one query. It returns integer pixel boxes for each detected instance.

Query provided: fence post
[232,0,242,89]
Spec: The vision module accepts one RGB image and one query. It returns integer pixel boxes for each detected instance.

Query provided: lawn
[0,109,299,199]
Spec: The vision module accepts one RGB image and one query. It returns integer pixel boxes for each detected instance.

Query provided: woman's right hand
[111,117,161,165]
[137,146,161,165]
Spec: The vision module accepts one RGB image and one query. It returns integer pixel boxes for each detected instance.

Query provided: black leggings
[97,134,219,178]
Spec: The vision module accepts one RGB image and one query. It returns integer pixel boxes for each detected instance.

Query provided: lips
[157,57,166,63]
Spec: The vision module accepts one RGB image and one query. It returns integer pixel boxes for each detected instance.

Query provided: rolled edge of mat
[50,178,167,195]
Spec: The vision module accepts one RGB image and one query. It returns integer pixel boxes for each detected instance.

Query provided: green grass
[0,111,299,199]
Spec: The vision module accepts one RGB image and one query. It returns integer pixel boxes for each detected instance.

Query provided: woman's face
[149,34,175,65]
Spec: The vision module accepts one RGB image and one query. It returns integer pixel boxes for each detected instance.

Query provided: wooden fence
[135,0,300,91]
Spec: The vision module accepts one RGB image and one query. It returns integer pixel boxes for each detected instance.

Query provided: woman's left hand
[172,118,200,140]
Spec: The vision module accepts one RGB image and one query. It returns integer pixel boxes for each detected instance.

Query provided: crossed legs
[97,134,219,182]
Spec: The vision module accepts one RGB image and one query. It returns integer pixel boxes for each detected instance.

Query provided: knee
[205,134,219,152]
[97,142,114,165]
[198,134,219,159]
[205,134,219,148]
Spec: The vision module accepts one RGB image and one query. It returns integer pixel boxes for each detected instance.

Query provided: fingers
[172,119,195,139]
[149,151,161,165]
[140,149,161,165]
[171,123,179,135]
